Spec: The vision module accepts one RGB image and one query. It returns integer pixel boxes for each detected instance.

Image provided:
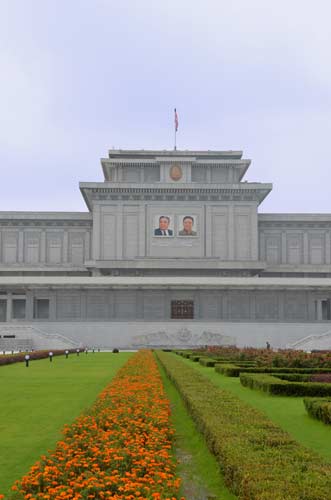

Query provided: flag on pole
[174,108,178,132]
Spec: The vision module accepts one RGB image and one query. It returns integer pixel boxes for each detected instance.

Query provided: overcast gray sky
[1,0,330,213]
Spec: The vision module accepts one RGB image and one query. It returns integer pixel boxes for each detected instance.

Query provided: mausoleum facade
[1,149,331,350]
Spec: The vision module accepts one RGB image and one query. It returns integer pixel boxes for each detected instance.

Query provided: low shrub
[182,351,193,359]
[216,363,331,377]
[304,398,331,424]
[0,350,77,367]
[199,357,217,367]
[310,373,331,383]
[189,354,200,362]
[157,351,331,499]
[273,373,311,382]
[215,363,242,377]
[240,372,331,397]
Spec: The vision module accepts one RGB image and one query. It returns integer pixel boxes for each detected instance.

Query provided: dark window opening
[0,300,6,322]
[33,299,50,319]
[12,299,26,320]
[171,300,194,319]
[322,299,331,320]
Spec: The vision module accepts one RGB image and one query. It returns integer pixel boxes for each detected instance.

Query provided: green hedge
[181,351,193,359]
[275,373,311,382]
[215,363,331,377]
[240,372,331,397]
[189,354,201,362]
[198,357,218,367]
[215,363,243,377]
[304,398,331,425]
[156,351,331,499]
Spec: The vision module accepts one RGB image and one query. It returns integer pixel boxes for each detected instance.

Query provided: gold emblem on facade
[169,163,182,181]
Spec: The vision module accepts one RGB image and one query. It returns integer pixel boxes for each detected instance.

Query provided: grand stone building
[1,149,331,350]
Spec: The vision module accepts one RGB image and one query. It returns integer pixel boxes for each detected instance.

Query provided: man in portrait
[154,215,173,236]
[179,216,197,236]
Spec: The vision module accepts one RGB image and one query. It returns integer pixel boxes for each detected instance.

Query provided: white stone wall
[94,201,258,261]
[0,225,92,268]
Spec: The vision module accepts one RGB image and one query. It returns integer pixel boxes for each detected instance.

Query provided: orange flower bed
[8,351,183,500]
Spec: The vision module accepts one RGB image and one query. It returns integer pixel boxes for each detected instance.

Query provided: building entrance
[171,300,194,319]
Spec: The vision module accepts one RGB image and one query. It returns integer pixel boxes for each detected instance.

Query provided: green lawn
[178,355,331,462]
[156,355,236,500]
[0,352,132,495]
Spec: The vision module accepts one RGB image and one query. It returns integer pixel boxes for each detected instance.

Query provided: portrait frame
[153,214,174,237]
[177,215,198,237]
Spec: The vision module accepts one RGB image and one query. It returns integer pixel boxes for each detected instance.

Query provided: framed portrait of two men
[153,215,198,237]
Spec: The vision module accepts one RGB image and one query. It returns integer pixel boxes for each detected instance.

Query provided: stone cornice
[80,182,271,209]
[0,221,92,228]
[101,158,251,183]
[88,259,266,271]
[0,212,92,228]
[1,276,331,290]
[259,213,331,222]
[107,149,243,159]
[0,212,92,220]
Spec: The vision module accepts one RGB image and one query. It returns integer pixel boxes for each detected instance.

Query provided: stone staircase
[0,325,78,351]
[287,330,331,351]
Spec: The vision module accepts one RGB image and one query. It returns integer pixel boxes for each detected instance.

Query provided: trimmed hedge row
[304,398,331,425]
[157,351,331,499]
[189,354,201,362]
[215,363,331,377]
[199,357,218,367]
[0,349,77,366]
[240,372,331,397]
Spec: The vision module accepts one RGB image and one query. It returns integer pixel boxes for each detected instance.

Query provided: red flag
[174,108,178,132]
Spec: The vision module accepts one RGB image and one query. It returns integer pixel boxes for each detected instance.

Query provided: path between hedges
[178,354,331,462]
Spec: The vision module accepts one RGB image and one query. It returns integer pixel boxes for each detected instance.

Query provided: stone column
[18,231,24,263]
[26,290,34,321]
[316,300,323,321]
[116,204,123,259]
[136,290,144,319]
[228,205,234,260]
[40,231,46,263]
[6,293,12,322]
[84,231,91,261]
[326,232,331,265]
[303,232,309,264]
[49,290,57,321]
[63,231,68,263]
[193,291,200,319]
[281,232,287,264]
[92,204,101,260]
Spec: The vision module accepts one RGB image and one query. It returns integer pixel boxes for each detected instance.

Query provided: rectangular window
[0,300,6,322]
[33,299,50,319]
[12,299,26,320]
[322,299,331,321]
[171,300,194,319]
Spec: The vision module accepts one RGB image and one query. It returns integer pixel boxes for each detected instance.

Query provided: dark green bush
[274,373,311,382]
[157,351,331,499]
[240,373,331,397]
[217,364,331,377]
[215,363,242,377]
[189,354,200,362]
[182,351,193,359]
[304,398,331,425]
[199,357,217,367]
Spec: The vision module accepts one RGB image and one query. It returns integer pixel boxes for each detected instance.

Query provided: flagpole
[174,108,178,151]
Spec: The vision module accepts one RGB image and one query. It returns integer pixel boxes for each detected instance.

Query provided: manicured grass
[0,352,132,495]
[178,355,331,462]
[156,355,236,500]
